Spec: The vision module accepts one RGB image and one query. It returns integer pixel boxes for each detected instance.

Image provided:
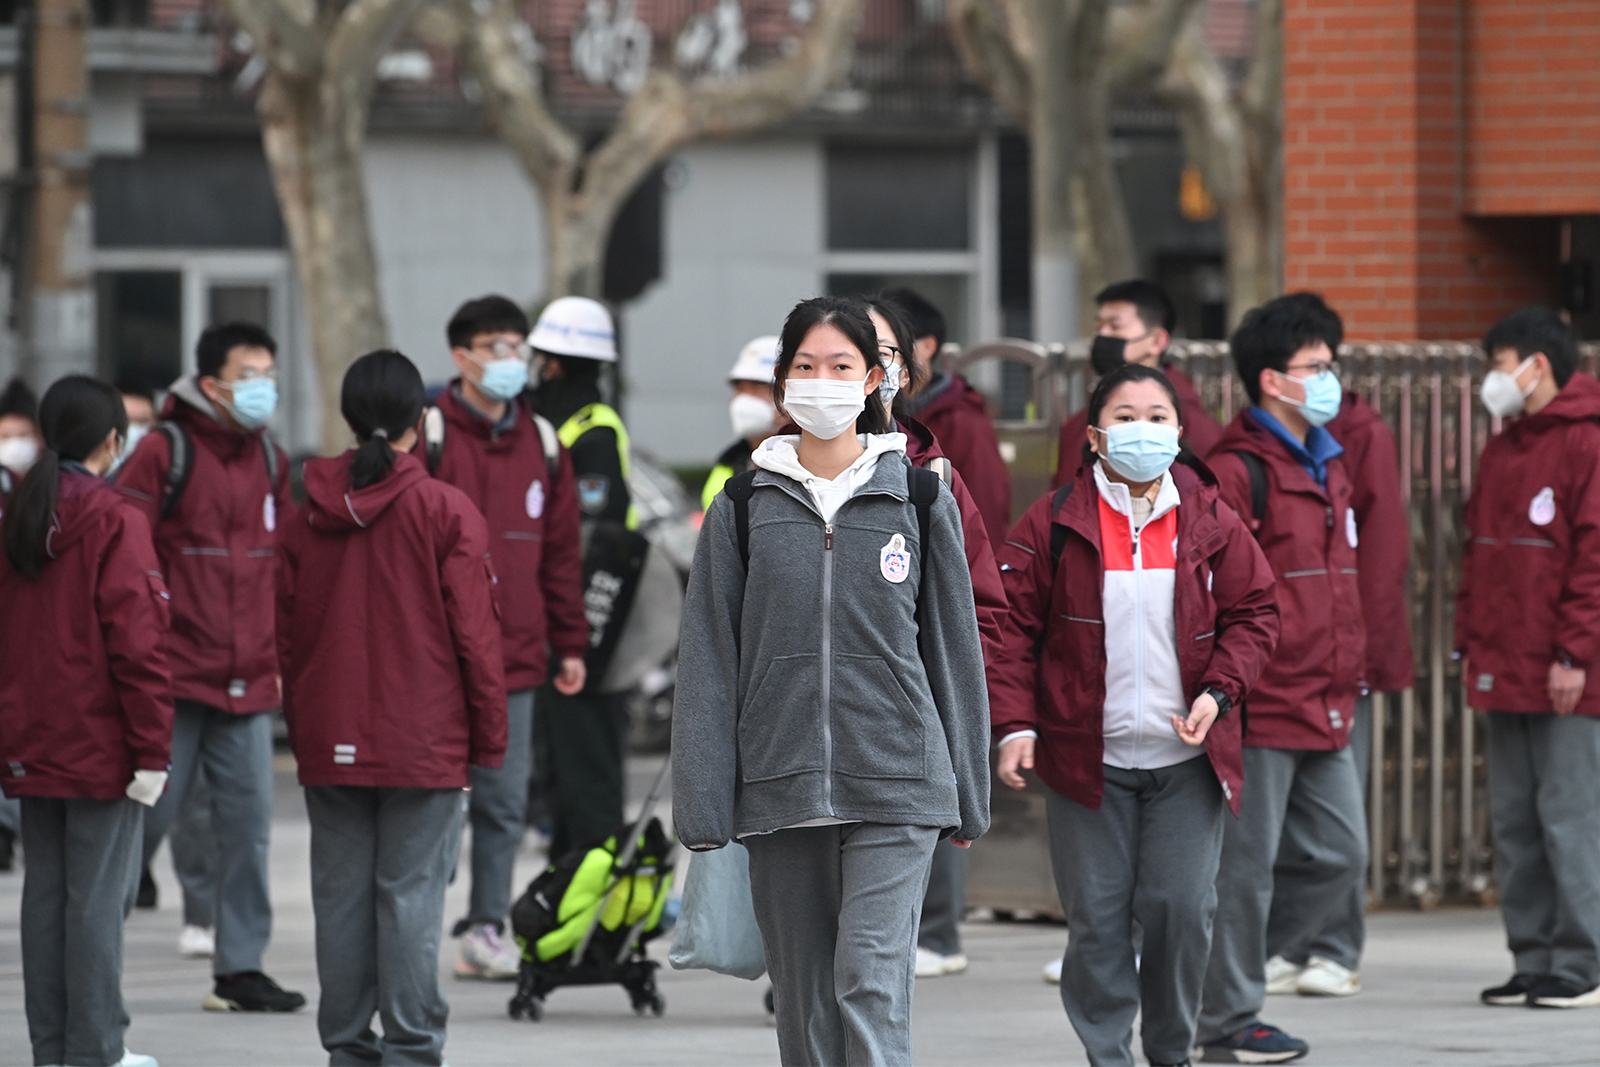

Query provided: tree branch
[1107,0,1202,93]
[947,0,1031,125]
[222,0,319,77]
[326,0,435,105]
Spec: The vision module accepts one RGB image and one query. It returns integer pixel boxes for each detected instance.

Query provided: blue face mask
[219,378,277,429]
[1286,369,1342,427]
[1096,421,1181,483]
[477,357,529,403]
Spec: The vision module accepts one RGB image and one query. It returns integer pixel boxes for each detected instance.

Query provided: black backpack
[152,421,281,521]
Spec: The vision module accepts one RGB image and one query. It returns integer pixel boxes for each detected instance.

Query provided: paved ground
[1,754,1596,1066]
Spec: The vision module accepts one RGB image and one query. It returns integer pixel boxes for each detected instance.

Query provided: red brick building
[1284,0,1600,340]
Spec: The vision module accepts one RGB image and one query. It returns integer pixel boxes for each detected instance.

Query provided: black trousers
[535,686,626,858]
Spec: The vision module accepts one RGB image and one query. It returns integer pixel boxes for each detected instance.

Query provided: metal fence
[955,338,1600,915]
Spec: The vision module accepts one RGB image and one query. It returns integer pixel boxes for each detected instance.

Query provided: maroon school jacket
[1326,393,1415,692]
[987,459,1278,814]
[420,387,588,689]
[913,375,1012,542]
[1054,364,1224,488]
[1209,412,1366,750]
[1456,372,1600,716]
[900,416,1008,664]
[278,451,507,788]
[0,471,173,799]
[116,387,293,714]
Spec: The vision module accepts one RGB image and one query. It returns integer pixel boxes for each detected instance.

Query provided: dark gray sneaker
[1197,1021,1309,1064]
[1528,976,1600,1009]
[1481,972,1542,1006]
[204,971,307,1013]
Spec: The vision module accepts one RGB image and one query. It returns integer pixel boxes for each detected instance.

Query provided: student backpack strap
[907,465,940,581]
[1048,480,1077,567]
[1230,450,1269,532]
[531,412,561,478]
[259,428,282,488]
[155,421,194,521]
[723,468,759,570]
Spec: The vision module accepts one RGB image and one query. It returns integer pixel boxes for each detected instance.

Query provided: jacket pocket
[738,653,824,783]
[829,654,928,781]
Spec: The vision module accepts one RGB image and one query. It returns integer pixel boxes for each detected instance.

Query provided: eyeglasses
[1284,359,1339,378]
[222,369,278,384]
[473,339,533,362]
[879,343,902,359]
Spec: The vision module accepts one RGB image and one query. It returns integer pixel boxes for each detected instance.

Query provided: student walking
[1195,293,1369,1064]
[0,376,174,1067]
[420,295,589,981]
[989,363,1278,1066]
[674,296,991,1067]
[278,350,508,1065]
[1458,308,1600,1010]
[115,322,304,1013]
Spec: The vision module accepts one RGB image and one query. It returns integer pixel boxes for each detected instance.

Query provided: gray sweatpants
[20,796,144,1067]
[306,785,464,1067]
[1197,744,1366,1044]
[170,768,219,928]
[1487,712,1600,988]
[746,822,940,1067]
[1269,694,1374,970]
[1047,757,1226,1066]
[461,688,534,928]
[918,840,968,957]
[141,700,275,975]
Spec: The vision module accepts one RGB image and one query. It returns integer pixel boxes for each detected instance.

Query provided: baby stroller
[507,763,676,1021]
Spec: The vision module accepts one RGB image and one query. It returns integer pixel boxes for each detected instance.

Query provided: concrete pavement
[1,755,1596,1066]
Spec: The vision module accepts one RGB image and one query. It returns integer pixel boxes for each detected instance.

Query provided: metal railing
[956,338,1600,914]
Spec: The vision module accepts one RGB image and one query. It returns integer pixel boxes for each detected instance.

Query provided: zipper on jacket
[1325,505,1334,529]
[821,522,835,815]
[1131,513,1146,764]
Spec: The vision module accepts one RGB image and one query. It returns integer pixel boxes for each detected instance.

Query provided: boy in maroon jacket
[1460,307,1600,1010]
[1195,294,1368,1064]
[422,296,589,980]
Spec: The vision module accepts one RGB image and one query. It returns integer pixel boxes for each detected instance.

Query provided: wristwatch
[1203,687,1233,717]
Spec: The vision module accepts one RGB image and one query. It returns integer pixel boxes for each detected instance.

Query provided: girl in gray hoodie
[673,296,990,1067]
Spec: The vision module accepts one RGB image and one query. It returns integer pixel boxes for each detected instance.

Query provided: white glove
[125,770,168,807]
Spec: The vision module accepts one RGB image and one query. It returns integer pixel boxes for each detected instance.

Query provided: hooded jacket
[1456,372,1600,715]
[115,378,293,714]
[672,436,991,847]
[909,374,1012,541]
[277,451,507,788]
[1054,364,1224,487]
[1208,410,1365,749]
[1326,393,1415,692]
[419,387,588,689]
[0,471,174,799]
[988,458,1278,814]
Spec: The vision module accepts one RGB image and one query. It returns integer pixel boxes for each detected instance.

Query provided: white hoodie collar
[752,433,908,523]
[1093,460,1181,521]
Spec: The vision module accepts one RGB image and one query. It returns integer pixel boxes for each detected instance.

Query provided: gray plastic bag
[667,842,767,980]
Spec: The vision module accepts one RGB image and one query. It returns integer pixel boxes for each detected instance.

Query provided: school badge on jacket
[1529,486,1555,526]
[881,533,909,584]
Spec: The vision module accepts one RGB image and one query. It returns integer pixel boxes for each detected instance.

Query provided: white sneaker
[1265,954,1305,995]
[1296,955,1361,996]
[914,946,968,978]
[1042,956,1063,984]
[454,923,522,980]
[119,1051,159,1067]
[177,924,214,959]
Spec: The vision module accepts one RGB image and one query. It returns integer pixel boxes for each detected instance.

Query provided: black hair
[3,376,127,579]
[448,295,531,350]
[1095,279,1177,334]
[860,294,929,417]
[341,350,425,490]
[1229,291,1344,405]
[538,353,603,383]
[773,296,892,436]
[113,378,156,405]
[1079,362,1184,470]
[0,377,38,423]
[1483,306,1577,387]
[197,322,277,380]
[879,286,947,349]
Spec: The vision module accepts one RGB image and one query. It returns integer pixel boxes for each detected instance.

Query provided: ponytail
[341,350,425,490]
[2,375,127,579]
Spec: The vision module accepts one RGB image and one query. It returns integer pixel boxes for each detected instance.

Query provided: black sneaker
[204,971,307,1013]
[1197,1021,1309,1064]
[1528,976,1600,1008]
[1481,972,1542,1006]
[136,864,158,909]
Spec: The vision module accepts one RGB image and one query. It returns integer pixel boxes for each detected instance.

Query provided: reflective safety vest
[558,402,639,530]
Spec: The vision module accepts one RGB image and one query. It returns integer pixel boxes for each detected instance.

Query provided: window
[826,145,970,252]
[96,270,181,393]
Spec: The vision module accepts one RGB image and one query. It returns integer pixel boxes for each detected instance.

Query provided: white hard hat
[529,296,618,362]
[728,335,780,384]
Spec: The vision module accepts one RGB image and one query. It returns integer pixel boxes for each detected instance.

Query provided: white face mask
[783,377,868,440]
[108,423,149,477]
[729,393,777,440]
[0,436,39,474]
[1481,356,1538,418]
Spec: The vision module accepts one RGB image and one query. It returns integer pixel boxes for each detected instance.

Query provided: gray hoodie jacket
[672,453,991,848]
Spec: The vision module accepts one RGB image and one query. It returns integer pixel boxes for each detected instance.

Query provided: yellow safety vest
[558,402,639,530]
[701,463,736,512]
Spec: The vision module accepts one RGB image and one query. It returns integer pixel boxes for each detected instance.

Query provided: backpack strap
[1231,450,1269,532]
[920,456,952,487]
[1048,480,1077,567]
[422,406,446,475]
[259,428,282,488]
[723,468,759,570]
[907,465,940,581]
[531,412,560,478]
[155,421,193,521]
